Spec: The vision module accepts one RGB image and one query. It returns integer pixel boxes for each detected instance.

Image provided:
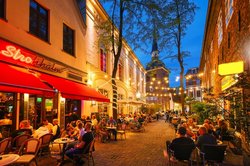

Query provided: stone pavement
[38,119,244,166]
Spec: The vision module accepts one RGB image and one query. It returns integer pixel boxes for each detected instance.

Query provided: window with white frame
[197,90,201,97]
[225,0,234,26]
[218,10,223,45]
[100,48,107,72]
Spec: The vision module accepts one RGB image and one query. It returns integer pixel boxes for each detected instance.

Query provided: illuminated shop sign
[221,75,238,91]
[218,61,244,76]
[0,39,66,73]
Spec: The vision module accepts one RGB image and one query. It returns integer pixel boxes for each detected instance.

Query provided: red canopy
[39,73,110,102]
[0,62,54,95]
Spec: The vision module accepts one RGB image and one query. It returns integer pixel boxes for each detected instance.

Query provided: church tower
[146,33,170,111]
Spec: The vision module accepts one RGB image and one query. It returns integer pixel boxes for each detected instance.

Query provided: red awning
[0,62,54,95]
[39,73,110,102]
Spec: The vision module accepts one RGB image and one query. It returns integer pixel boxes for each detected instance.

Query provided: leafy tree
[97,0,167,119]
[158,0,197,113]
[97,0,197,118]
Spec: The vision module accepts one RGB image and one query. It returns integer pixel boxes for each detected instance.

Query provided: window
[197,90,201,97]
[29,0,48,41]
[225,0,234,26]
[77,0,86,23]
[118,94,124,100]
[217,10,223,45]
[0,0,5,19]
[98,89,108,97]
[118,62,123,81]
[238,11,241,31]
[63,24,75,55]
[100,49,107,72]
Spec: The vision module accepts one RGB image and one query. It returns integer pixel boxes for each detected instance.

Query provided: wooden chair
[14,138,40,166]
[38,133,53,158]
[12,134,31,153]
[74,139,95,166]
[199,144,227,166]
[168,143,195,166]
[117,123,126,140]
[0,137,12,154]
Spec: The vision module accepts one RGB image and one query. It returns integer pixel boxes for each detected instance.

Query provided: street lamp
[136,92,141,99]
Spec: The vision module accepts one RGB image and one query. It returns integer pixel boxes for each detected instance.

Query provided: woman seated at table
[203,122,218,138]
[196,126,217,152]
[215,119,229,139]
[187,118,196,129]
[181,123,196,139]
[96,118,109,142]
[11,120,33,138]
[70,121,85,140]
[65,123,94,163]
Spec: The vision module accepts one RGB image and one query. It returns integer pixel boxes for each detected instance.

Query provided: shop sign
[221,75,238,91]
[0,38,66,73]
[218,61,244,76]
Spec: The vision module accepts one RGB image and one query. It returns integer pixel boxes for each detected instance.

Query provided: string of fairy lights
[146,73,204,97]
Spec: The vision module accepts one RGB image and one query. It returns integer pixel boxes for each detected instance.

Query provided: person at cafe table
[65,122,94,164]
[107,116,117,141]
[196,126,217,152]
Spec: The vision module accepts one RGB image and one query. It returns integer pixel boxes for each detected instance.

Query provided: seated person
[196,126,217,152]
[166,127,195,159]
[11,120,33,138]
[32,125,49,138]
[52,119,60,140]
[107,116,117,141]
[65,122,94,161]
[42,119,53,133]
[70,121,85,140]
[97,118,109,142]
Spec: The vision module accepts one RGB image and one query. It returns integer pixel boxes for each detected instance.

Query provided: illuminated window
[225,0,234,26]
[197,90,201,97]
[29,0,48,41]
[63,24,75,56]
[0,0,5,19]
[77,0,86,23]
[98,89,108,97]
[118,94,124,100]
[118,61,123,81]
[100,49,107,72]
[217,10,223,45]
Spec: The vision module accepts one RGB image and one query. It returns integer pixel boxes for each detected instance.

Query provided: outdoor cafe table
[106,126,117,140]
[53,138,74,166]
[0,154,19,166]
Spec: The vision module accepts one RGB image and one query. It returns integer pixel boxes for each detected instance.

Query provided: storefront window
[0,92,14,138]
[45,98,56,123]
[65,99,81,125]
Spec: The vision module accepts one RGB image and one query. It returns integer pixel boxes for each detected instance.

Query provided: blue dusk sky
[136,0,209,87]
[102,1,209,87]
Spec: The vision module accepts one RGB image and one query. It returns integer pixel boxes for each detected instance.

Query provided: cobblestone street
[39,119,243,166]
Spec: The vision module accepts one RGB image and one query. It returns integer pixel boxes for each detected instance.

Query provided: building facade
[199,0,250,137]
[185,67,202,102]
[146,38,170,111]
[84,0,146,118]
[0,0,145,137]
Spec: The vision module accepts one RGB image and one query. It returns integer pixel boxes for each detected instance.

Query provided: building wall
[200,0,250,96]
[146,67,170,111]
[1,0,87,78]
[84,0,146,116]
[185,67,202,102]
[0,0,90,129]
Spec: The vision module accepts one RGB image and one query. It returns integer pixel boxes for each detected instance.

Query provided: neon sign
[1,45,33,64]
[0,39,66,73]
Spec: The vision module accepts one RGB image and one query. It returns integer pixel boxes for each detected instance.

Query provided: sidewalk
[38,119,243,166]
